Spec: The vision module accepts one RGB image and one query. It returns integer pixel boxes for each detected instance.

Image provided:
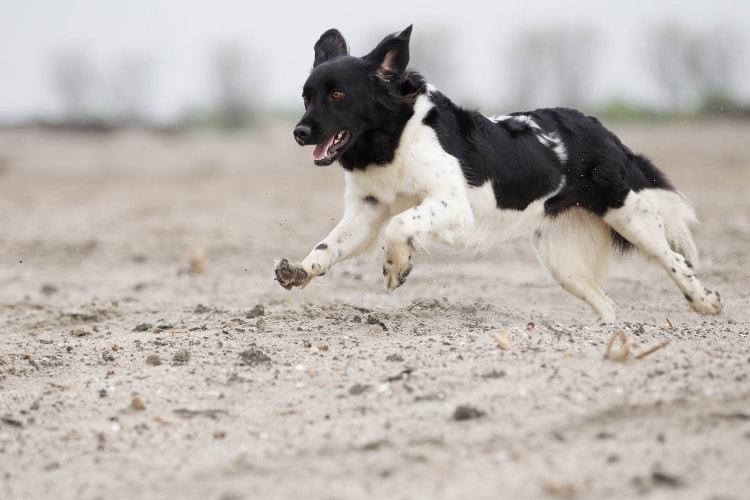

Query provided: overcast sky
[1,0,748,122]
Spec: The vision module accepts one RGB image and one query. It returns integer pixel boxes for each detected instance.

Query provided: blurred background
[1,0,749,131]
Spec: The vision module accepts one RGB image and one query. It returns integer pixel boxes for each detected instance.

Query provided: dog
[274,25,723,322]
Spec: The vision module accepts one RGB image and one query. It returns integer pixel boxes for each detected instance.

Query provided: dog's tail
[638,188,700,269]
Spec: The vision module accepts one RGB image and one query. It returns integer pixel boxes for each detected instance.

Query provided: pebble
[349,383,372,396]
[239,347,271,366]
[131,396,146,411]
[172,349,191,364]
[146,354,163,366]
[453,405,485,421]
[245,304,265,319]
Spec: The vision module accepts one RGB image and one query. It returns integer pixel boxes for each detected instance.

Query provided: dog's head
[293,26,413,166]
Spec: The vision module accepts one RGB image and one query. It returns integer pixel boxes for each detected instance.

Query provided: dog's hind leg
[602,189,722,316]
[532,209,617,322]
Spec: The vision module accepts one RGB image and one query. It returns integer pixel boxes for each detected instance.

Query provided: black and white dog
[275,25,722,322]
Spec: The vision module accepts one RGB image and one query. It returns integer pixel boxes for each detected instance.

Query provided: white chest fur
[344,92,554,252]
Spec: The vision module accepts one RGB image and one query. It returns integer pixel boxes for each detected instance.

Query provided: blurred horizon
[2,0,749,129]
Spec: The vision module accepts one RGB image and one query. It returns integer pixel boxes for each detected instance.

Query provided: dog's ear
[364,25,412,81]
[313,29,349,67]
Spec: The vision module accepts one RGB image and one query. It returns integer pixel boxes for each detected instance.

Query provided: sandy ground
[0,121,748,500]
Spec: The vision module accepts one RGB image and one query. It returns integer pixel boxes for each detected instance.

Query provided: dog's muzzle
[293,124,312,146]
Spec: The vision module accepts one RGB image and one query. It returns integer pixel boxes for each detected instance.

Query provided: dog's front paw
[275,259,310,290]
[382,250,412,290]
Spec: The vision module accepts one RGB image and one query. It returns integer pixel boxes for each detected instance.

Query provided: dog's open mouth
[312,130,350,166]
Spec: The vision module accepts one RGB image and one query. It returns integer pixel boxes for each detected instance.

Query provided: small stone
[349,383,372,396]
[245,304,265,319]
[1,415,24,428]
[131,396,146,411]
[146,354,162,366]
[385,353,404,362]
[481,369,506,379]
[239,347,271,366]
[172,349,191,364]
[453,405,485,421]
[133,323,152,332]
[193,304,212,314]
[366,314,388,331]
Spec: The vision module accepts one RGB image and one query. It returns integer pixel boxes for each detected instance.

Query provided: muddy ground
[0,121,748,499]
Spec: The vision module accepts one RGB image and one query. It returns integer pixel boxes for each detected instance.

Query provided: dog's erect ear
[364,25,412,81]
[313,29,349,67]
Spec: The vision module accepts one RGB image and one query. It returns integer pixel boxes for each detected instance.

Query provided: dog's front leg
[275,193,389,290]
[382,195,473,289]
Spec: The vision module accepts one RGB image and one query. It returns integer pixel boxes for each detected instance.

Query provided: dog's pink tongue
[312,135,335,160]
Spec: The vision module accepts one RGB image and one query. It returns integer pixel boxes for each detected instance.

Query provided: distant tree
[647,25,697,111]
[210,45,256,129]
[50,50,97,122]
[690,28,742,111]
[505,28,596,109]
[505,32,545,109]
[110,56,154,125]
[646,24,742,112]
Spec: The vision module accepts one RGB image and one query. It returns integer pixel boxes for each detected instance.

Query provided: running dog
[275,25,722,322]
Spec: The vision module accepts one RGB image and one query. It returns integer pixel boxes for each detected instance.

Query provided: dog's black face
[294,26,413,166]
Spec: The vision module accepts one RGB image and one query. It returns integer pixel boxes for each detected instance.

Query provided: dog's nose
[293,125,312,145]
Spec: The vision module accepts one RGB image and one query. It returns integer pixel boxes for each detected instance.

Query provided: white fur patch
[491,114,568,164]
[603,189,721,316]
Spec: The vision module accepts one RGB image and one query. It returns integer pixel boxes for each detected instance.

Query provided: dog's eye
[302,95,309,108]
[331,90,344,100]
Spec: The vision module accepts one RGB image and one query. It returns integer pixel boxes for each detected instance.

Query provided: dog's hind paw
[275,259,309,290]
[685,288,723,316]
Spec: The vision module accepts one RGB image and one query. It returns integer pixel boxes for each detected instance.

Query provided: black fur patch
[423,92,562,211]
[423,99,676,215]
[530,108,674,216]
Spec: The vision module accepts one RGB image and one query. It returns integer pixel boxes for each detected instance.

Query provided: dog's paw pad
[687,288,723,316]
[275,259,308,290]
[383,262,412,290]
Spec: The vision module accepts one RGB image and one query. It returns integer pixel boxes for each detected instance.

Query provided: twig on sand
[659,317,675,331]
[634,340,671,359]
[603,330,631,362]
[491,328,511,350]
[604,330,670,362]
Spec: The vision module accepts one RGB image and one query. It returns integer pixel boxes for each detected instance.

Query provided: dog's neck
[338,72,427,171]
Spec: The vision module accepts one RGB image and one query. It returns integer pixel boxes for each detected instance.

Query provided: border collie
[275,25,722,322]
